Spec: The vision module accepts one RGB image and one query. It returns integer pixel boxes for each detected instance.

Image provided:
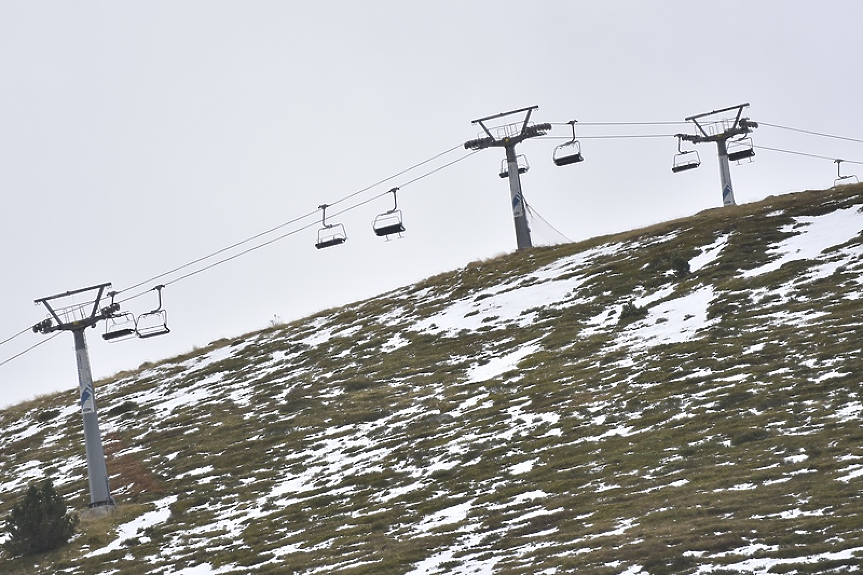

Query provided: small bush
[36,409,61,424]
[731,428,770,446]
[619,301,648,323]
[3,479,79,557]
[107,400,138,417]
[671,256,691,278]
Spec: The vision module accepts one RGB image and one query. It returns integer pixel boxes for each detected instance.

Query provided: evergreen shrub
[3,479,79,557]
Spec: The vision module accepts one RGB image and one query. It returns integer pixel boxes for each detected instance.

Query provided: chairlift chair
[727,137,755,163]
[103,313,138,342]
[315,204,347,249]
[834,159,859,187]
[553,120,585,166]
[372,188,406,239]
[671,136,701,173]
[101,291,138,342]
[499,155,530,178]
[136,285,170,339]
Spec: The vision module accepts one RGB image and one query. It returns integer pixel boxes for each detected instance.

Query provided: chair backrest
[103,313,138,342]
[553,141,584,166]
[316,223,347,249]
[136,310,170,338]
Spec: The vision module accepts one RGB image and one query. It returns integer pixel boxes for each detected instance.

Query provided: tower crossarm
[464,123,551,150]
[464,105,551,150]
[681,103,756,143]
[33,282,113,333]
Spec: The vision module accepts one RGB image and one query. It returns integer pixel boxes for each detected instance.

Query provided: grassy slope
[1,184,862,574]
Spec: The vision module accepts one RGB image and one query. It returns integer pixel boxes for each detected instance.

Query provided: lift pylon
[464,106,551,250]
[34,283,117,511]
[677,103,758,206]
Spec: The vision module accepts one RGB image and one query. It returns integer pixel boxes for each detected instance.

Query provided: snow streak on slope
[616,286,716,349]
[742,205,862,278]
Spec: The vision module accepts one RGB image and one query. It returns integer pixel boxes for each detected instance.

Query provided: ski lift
[727,137,755,162]
[834,159,859,187]
[102,291,138,342]
[315,204,347,249]
[553,120,584,166]
[136,285,170,339]
[671,135,701,173]
[372,188,406,239]
[499,155,530,178]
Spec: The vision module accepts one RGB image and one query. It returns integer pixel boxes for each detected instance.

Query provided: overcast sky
[2,1,862,408]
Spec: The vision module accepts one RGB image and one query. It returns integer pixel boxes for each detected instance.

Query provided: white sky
[2,1,862,407]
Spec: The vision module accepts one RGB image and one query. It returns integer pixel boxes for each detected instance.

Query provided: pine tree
[3,479,79,557]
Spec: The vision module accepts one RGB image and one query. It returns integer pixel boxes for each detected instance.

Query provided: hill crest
[2,184,863,574]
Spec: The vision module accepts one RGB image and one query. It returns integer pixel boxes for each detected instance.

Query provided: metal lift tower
[464,106,551,250]
[679,103,758,206]
[33,283,117,511]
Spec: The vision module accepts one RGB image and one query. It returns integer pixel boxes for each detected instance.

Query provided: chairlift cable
[578,134,677,139]
[759,122,863,145]
[550,121,689,127]
[0,326,32,349]
[114,208,320,300]
[397,149,481,188]
[157,154,480,285]
[0,141,474,354]
[326,143,464,208]
[755,145,863,165]
[113,143,470,304]
[326,150,479,214]
[122,219,322,299]
[540,134,676,141]
[0,332,62,369]
[117,146,479,300]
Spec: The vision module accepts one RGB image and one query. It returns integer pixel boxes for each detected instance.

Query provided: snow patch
[87,495,178,557]
[742,206,862,278]
[466,343,541,383]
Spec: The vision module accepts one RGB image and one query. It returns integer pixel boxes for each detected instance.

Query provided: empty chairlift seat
[372,211,405,238]
[315,226,347,249]
[553,141,584,166]
[103,312,138,342]
[553,120,584,167]
[834,159,859,187]
[315,204,347,249]
[136,285,170,339]
[499,155,530,178]
[136,309,170,338]
[727,137,755,162]
[671,135,701,173]
[372,188,405,239]
[101,291,138,342]
[672,150,701,173]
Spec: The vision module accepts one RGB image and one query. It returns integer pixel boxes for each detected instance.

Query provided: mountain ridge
[2,183,862,574]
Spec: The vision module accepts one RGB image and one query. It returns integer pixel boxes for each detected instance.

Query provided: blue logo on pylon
[81,386,94,413]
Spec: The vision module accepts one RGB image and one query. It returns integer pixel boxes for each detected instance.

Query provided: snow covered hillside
[2,184,863,574]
